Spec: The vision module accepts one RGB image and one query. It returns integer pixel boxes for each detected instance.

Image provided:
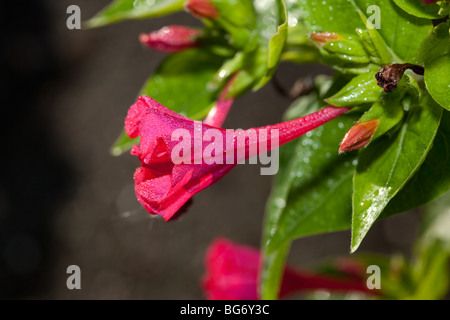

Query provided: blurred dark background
[0,0,421,299]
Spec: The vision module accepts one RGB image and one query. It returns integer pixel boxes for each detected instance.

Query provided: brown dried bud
[375,63,424,93]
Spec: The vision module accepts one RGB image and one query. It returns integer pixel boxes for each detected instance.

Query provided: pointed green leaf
[299,0,432,63]
[261,84,359,300]
[263,91,361,255]
[111,49,225,155]
[357,83,409,144]
[325,71,383,107]
[351,94,443,252]
[425,55,450,111]
[260,242,290,300]
[382,110,450,217]
[86,0,185,28]
[253,0,288,89]
[140,49,225,119]
[414,22,450,111]
[393,0,441,19]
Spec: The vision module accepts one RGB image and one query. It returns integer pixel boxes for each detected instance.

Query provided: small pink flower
[421,0,440,4]
[185,0,219,19]
[139,25,202,53]
[202,238,374,300]
[126,96,348,221]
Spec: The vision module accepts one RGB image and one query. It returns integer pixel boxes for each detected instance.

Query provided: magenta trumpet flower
[202,238,374,300]
[125,96,349,221]
[139,25,202,53]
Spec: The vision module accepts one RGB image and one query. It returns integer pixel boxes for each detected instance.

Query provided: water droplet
[275,198,286,208]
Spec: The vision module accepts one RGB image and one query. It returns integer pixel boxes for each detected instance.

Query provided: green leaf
[420,189,450,251]
[253,0,288,89]
[392,0,441,19]
[413,21,450,66]
[356,11,396,64]
[407,240,450,300]
[425,56,450,111]
[263,94,360,254]
[140,49,225,119]
[322,38,371,64]
[260,242,290,300]
[351,94,443,252]
[261,86,361,298]
[299,0,432,62]
[111,49,225,156]
[211,0,256,29]
[325,71,383,107]
[359,96,405,143]
[86,0,185,28]
[439,1,450,17]
[382,110,450,217]
[414,22,450,111]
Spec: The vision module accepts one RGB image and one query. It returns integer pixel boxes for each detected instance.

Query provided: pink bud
[339,119,379,153]
[139,25,202,53]
[185,0,219,19]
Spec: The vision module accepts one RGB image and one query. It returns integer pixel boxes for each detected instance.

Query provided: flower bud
[185,0,219,19]
[310,32,343,46]
[339,119,379,153]
[139,25,202,53]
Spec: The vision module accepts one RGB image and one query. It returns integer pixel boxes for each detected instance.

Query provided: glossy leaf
[260,242,290,300]
[382,110,450,217]
[211,0,256,29]
[111,49,224,155]
[299,0,432,62]
[393,0,441,19]
[425,56,450,111]
[140,49,225,119]
[357,87,406,143]
[414,22,450,111]
[325,71,383,107]
[253,0,288,89]
[262,87,360,299]
[263,91,360,255]
[351,94,443,252]
[322,39,370,64]
[86,0,185,28]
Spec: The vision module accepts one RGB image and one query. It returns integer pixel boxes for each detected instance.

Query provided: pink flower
[421,0,440,4]
[139,25,202,53]
[202,238,374,300]
[125,96,349,221]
